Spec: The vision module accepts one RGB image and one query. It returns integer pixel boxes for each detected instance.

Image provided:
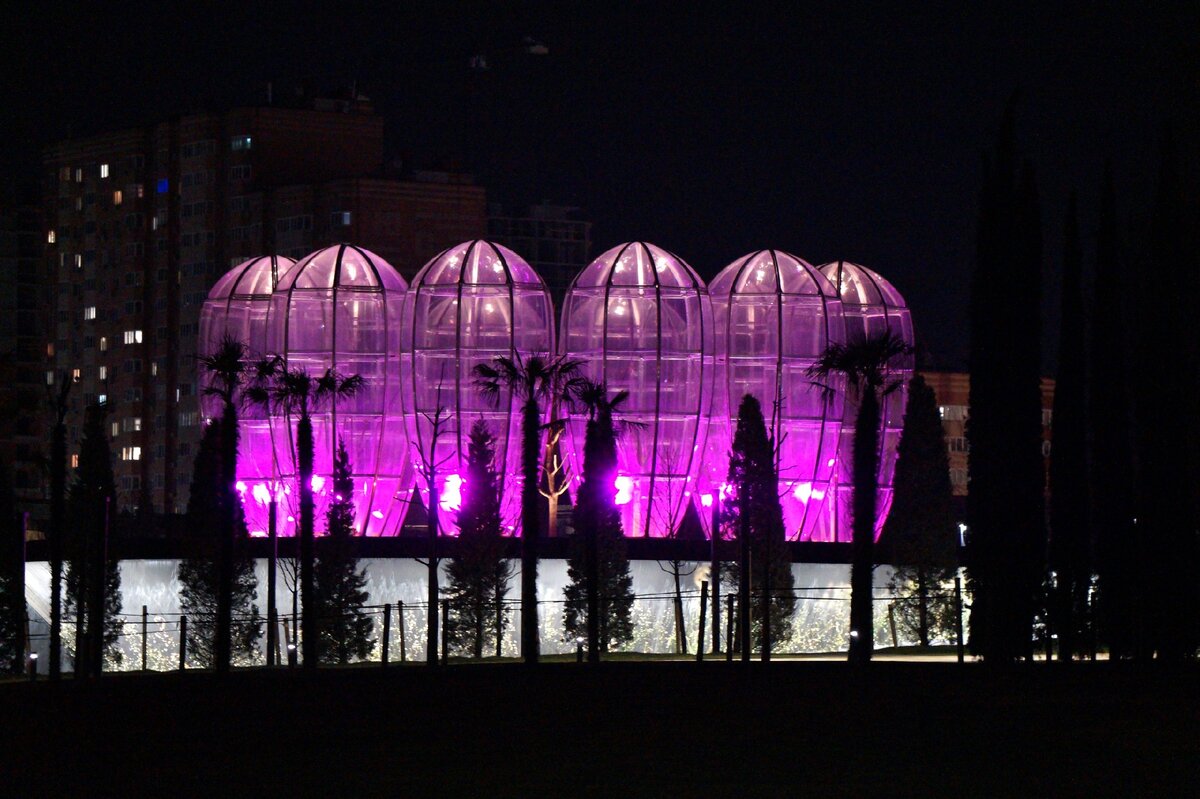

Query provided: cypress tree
[1048,195,1092,659]
[563,383,635,653]
[966,103,1046,662]
[313,438,374,664]
[178,421,262,667]
[881,374,957,647]
[1089,165,1138,658]
[64,403,122,673]
[720,394,795,657]
[445,420,512,658]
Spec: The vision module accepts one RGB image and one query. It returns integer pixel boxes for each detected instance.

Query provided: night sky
[3,2,1196,369]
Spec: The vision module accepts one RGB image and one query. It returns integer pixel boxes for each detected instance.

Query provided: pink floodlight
[263,244,415,536]
[559,242,715,538]
[399,240,554,535]
[707,250,848,542]
[817,261,915,542]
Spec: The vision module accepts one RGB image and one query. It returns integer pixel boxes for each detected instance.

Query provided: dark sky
[3,2,1196,370]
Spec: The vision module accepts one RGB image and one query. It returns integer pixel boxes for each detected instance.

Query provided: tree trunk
[215,403,237,674]
[49,422,65,680]
[849,389,880,665]
[673,564,686,655]
[426,476,439,666]
[710,507,721,654]
[520,398,541,664]
[739,506,751,663]
[298,415,317,669]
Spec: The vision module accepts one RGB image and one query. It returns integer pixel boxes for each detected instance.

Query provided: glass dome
[560,242,715,538]
[708,250,847,542]
[817,261,915,542]
[197,255,294,535]
[399,240,554,534]
[262,244,413,536]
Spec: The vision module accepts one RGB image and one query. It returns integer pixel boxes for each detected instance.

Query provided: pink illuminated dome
[708,250,847,541]
[263,244,414,536]
[559,242,715,538]
[198,255,294,533]
[399,240,554,534]
[818,261,915,542]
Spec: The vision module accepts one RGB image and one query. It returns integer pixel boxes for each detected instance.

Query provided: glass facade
[559,242,715,538]
[399,240,555,533]
[708,250,847,541]
[264,245,413,536]
[818,261,915,542]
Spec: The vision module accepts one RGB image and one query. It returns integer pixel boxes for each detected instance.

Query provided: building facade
[487,203,591,313]
[43,100,486,516]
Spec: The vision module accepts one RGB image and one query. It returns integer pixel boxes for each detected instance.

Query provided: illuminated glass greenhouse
[818,261,915,541]
[708,250,847,541]
[263,245,413,536]
[560,242,714,538]
[197,255,294,534]
[399,240,555,533]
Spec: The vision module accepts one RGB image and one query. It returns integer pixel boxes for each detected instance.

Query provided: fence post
[398,600,407,663]
[697,581,708,662]
[440,599,450,666]
[178,616,187,671]
[954,576,965,663]
[141,605,148,671]
[725,595,734,662]
[381,603,391,667]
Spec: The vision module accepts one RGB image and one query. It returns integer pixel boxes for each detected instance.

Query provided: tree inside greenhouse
[178,420,262,667]
[563,382,635,654]
[445,420,512,658]
[313,438,374,664]
[721,394,795,655]
[64,403,123,672]
[881,374,958,646]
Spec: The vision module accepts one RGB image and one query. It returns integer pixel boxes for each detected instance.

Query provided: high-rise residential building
[0,203,48,517]
[43,97,486,516]
[487,203,591,313]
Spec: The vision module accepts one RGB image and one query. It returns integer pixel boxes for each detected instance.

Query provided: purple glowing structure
[399,241,554,534]
[560,242,714,538]
[708,250,847,541]
[817,261,915,542]
[263,244,413,536]
[198,255,294,535]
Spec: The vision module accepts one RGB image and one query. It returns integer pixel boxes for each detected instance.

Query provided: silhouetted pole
[725,594,734,661]
[266,497,277,667]
[178,615,188,670]
[398,600,407,662]
[427,496,439,667]
[141,605,148,671]
[495,583,503,658]
[954,576,965,663]
[381,603,391,667]
[710,502,721,654]
[696,581,708,662]
[440,599,449,665]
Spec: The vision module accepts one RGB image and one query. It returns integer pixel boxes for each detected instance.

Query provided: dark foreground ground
[2,662,1197,797]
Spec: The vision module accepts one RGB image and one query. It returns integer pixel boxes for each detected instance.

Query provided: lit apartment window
[112,190,123,206]
[111,421,120,437]
[156,178,169,194]
[99,336,108,352]
[99,365,107,381]
[121,446,142,461]
[71,368,81,383]
[100,163,110,178]
[97,393,107,405]
[74,168,83,183]
[135,183,145,198]
[45,370,54,385]
[231,134,252,151]
[70,454,79,469]
[74,254,82,269]
[331,211,352,226]
[124,329,143,345]
[47,230,56,244]
[123,417,142,432]
[84,306,97,320]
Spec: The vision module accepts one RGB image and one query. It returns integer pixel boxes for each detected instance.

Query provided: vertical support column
[141,605,148,671]
[696,581,708,662]
[381,603,391,667]
[178,615,187,671]
[398,600,406,663]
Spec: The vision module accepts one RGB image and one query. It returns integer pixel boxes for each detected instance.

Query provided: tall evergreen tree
[64,402,122,673]
[313,438,374,664]
[445,420,512,658]
[0,462,25,673]
[1130,135,1199,659]
[719,394,794,658]
[563,381,635,655]
[1048,195,1092,659]
[178,421,262,667]
[966,104,1046,662]
[1089,166,1139,657]
[881,374,958,647]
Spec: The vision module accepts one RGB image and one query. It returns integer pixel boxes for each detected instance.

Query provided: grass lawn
[2,661,1196,796]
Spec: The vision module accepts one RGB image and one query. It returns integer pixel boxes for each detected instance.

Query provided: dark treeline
[968,105,1199,661]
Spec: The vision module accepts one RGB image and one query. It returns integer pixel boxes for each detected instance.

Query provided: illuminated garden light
[614,474,634,506]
